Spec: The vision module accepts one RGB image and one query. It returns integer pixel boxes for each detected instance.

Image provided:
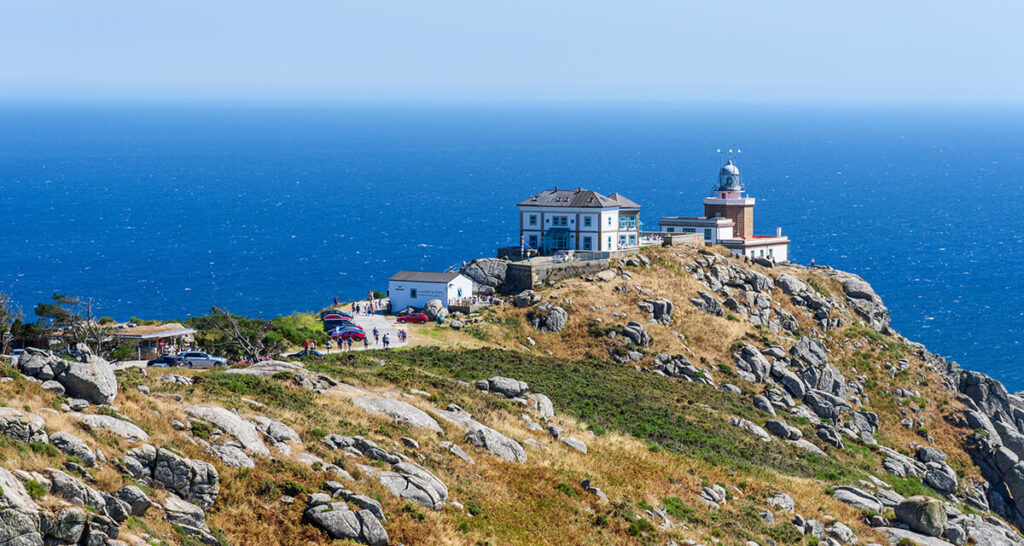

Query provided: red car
[397,313,429,324]
[331,328,367,341]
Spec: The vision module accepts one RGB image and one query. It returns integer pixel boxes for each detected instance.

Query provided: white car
[180,351,227,368]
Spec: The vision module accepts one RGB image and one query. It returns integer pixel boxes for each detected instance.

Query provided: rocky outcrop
[461,258,509,294]
[0,407,48,444]
[352,397,442,432]
[305,494,389,545]
[895,496,948,537]
[73,413,150,442]
[422,299,447,321]
[50,431,96,466]
[690,291,725,317]
[529,302,568,333]
[621,321,650,347]
[185,405,270,457]
[637,298,674,325]
[478,376,529,399]
[18,347,117,405]
[124,444,220,510]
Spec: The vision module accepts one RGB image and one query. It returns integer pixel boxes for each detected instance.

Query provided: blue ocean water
[1,104,1022,388]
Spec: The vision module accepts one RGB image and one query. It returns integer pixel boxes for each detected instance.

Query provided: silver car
[180,351,227,368]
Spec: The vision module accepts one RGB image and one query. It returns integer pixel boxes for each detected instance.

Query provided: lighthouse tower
[703,159,755,238]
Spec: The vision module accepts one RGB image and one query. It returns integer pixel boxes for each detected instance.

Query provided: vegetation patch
[192,372,314,411]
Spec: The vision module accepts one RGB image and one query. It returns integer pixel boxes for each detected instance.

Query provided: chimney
[776,227,782,237]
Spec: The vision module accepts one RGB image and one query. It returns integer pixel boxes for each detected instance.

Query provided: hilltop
[2,245,1024,546]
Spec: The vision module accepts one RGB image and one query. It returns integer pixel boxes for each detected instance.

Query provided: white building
[658,159,790,261]
[388,271,474,312]
[517,187,642,253]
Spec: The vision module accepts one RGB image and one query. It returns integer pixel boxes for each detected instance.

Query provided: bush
[29,442,59,457]
[193,372,313,411]
[627,518,655,536]
[191,421,213,440]
[309,428,328,440]
[24,479,46,499]
[556,482,578,499]
[466,501,483,516]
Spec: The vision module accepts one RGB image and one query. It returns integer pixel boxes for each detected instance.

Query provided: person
[810,258,816,267]
[363,337,368,349]
[334,297,339,306]
[325,339,332,353]
[347,337,353,350]
[303,339,309,350]
[372,327,378,339]
[382,333,390,349]
[374,331,380,345]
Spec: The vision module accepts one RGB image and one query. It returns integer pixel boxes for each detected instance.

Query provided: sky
[2,1,1023,103]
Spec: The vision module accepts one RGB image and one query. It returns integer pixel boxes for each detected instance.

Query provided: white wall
[388,275,474,312]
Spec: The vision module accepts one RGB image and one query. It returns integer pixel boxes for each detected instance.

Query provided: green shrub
[193,372,313,411]
[467,501,483,516]
[309,428,328,439]
[191,421,213,440]
[593,514,608,527]
[556,482,577,499]
[29,442,59,457]
[456,520,469,533]
[627,518,655,536]
[24,480,46,499]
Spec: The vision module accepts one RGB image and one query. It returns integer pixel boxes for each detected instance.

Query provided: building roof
[112,323,196,339]
[389,271,464,283]
[518,188,641,209]
[659,215,734,226]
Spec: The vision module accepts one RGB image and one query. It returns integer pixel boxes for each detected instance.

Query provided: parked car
[320,310,353,320]
[147,355,185,367]
[323,318,355,332]
[286,349,325,359]
[180,351,228,368]
[397,313,429,324]
[7,348,24,358]
[331,328,367,341]
[233,357,272,366]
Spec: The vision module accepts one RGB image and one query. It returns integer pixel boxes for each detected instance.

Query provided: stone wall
[504,259,611,292]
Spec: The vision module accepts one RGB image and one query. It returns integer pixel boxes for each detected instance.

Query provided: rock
[152,447,220,510]
[305,502,388,545]
[580,479,610,504]
[640,298,674,325]
[765,420,802,440]
[790,337,828,368]
[878,527,954,546]
[50,431,96,467]
[73,413,149,442]
[485,376,530,398]
[461,258,508,290]
[61,354,118,405]
[209,444,255,467]
[529,303,568,333]
[160,373,194,385]
[41,380,66,395]
[816,425,845,449]
[401,437,420,449]
[465,424,527,463]
[115,485,151,516]
[766,491,794,512]
[924,464,957,493]
[560,437,588,453]
[917,447,948,464]
[0,407,49,444]
[895,496,948,537]
[528,393,554,418]
[185,405,270,456]
[776,273,809,295]
[729,417,772,442]
[827,521,857,544]
[376,470,445,510]
[622,321,650,347]
[753,395,776,416]
[595,270,617,282]
[420,299,445,321]
[513,290,538,307]
[831,486,883,512]
[448,444,474,464]
[352,397,442,432]
[691,291,725,316]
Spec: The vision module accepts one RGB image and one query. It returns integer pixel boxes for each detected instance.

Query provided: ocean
[1,104,1022,388]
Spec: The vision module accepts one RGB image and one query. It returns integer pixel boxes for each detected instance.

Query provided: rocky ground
[3,245,1024,545]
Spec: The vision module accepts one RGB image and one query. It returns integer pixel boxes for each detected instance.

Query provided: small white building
[388,271,474,312]
[517,187,642,253]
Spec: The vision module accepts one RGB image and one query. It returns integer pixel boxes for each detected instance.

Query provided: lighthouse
[657,154,790,262]
[703,159,755,238]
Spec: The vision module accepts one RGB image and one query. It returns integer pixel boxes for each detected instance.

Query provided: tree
[34,294,121,359]
[0,292,23,355]
[187,307,285,362]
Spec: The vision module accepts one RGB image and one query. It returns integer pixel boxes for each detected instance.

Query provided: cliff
[1,245,1023,546]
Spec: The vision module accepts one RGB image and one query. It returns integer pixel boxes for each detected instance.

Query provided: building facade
[658,159,790,261]
[517,188,642,254]
[388,271,474,312]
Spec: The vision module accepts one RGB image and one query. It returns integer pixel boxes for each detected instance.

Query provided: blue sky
[2,1,1022,103]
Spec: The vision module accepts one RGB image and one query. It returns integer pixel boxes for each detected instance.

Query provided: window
[666,227,674,232]
[457,287,463,297]
[583,216,592,227]
[550,216,568,227]
[606,236,612,249]
[582,236,592,250]
[607,216,612,226]
[528,235,538,248]
[619,235,626,247]
[628,216,636,229]
[619,216,627,229]
[769,248,774,257]
[682,227,696,233]
[410,288,417,298]
[704,228,712,241]
[528,215,537,226]
[628,234,637,246]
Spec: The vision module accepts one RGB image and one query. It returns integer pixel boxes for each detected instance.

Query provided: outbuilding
[388,271,474,312]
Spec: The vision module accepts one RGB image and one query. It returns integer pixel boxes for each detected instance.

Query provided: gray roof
[518,188,641,209]
[389,271,463,283]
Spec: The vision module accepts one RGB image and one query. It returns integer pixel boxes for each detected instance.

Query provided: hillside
[2,245,1024,546]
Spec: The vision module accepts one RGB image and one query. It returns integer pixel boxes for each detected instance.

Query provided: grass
[316,347,862,481]
[191,371,314,411]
